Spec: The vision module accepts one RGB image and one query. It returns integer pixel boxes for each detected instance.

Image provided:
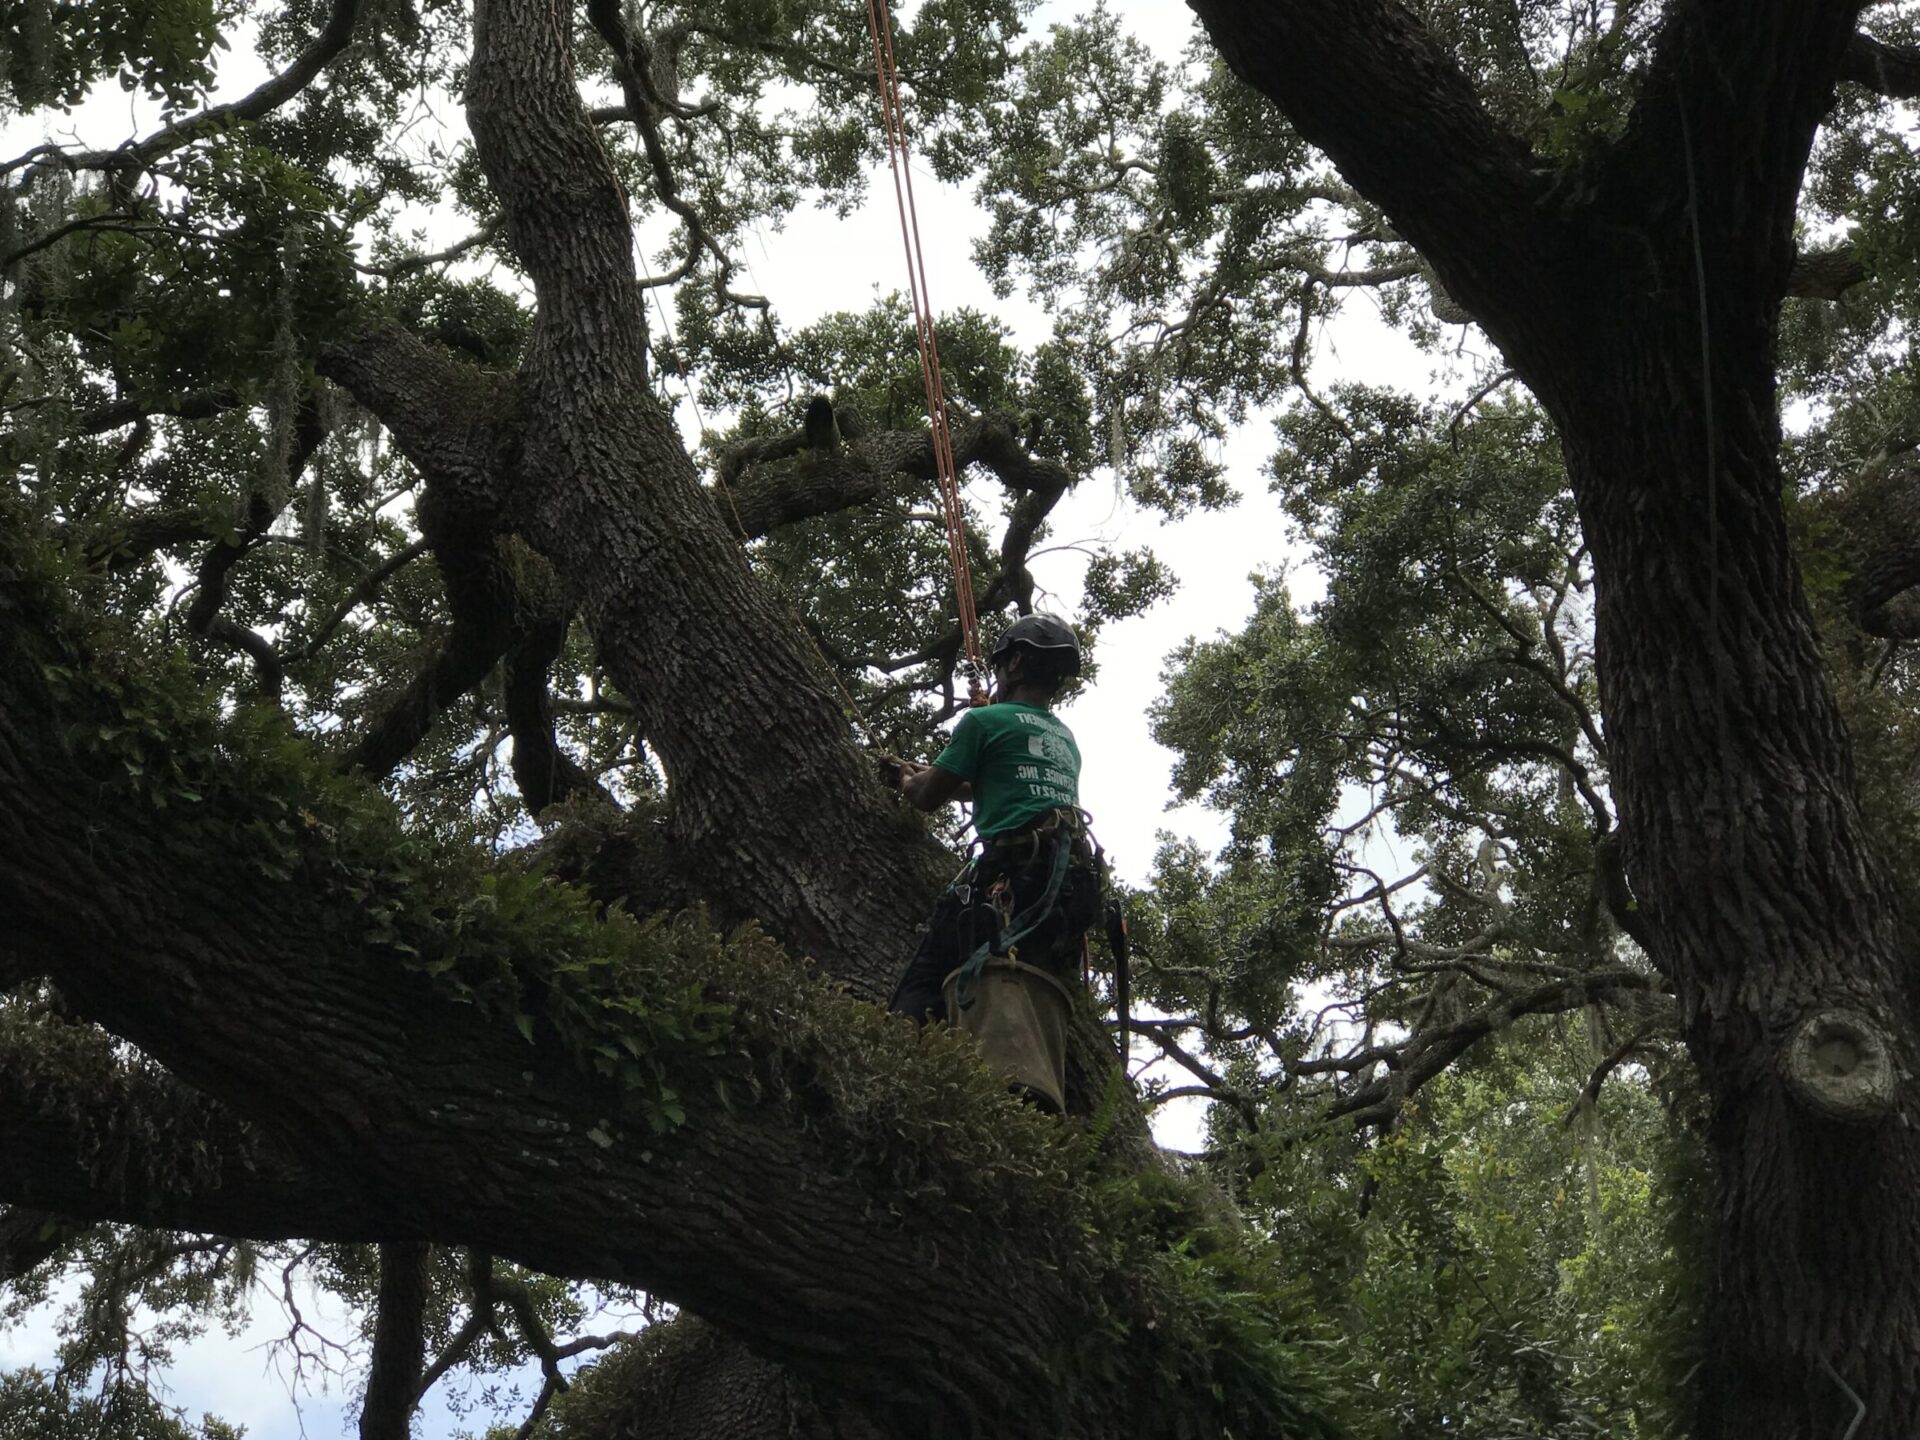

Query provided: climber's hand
[876,754,920,791]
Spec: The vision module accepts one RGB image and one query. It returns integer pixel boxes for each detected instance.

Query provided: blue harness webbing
[951,829,1074,1010]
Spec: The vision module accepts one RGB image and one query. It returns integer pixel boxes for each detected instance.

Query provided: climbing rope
[859,0,985,683]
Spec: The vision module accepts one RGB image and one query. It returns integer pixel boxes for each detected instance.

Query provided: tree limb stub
[1780,1009,1896,1125]
[1787,243,1870,302]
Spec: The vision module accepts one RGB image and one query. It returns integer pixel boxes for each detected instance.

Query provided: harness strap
[952,831,1073,1010]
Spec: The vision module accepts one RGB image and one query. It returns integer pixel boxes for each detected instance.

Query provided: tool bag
[941,955,1073,1113]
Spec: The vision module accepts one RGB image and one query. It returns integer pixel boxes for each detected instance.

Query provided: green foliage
[1,0,225,114]
[1140,385,1616,1042]
[1237,1031,1704,1439]
[1074,1163,1352,1440]
[0,1369,239,1440]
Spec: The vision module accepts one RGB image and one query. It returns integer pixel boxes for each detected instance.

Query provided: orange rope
[860,0,985,681]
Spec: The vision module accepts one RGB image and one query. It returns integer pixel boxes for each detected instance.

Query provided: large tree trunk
[459,0,942,993]
[1189,0,1920,1433]
[1558,334,1920,1437]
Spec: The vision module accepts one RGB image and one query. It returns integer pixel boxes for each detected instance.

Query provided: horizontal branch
[1840,32,1920,99]
[7,0,362,182]
[75,387,241,436]
[1326,968,1667,1127]
[0,612,1207,1435]
[717,412,1073,540]
[0,1007,409,1242]
[1787,243,1870,301]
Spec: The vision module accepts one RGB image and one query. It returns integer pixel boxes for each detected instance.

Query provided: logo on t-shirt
[1028,732,1074,768]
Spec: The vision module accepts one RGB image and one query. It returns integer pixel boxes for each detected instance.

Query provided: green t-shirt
[932,702,1081,838]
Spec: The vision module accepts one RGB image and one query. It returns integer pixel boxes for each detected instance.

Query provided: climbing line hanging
[860,0,985,680]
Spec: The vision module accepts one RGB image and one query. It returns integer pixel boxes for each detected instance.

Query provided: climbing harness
[950,825,1075,1007]
[859,0,986,694]
[946,809,1105,1011]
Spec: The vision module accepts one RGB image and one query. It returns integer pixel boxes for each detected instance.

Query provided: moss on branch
[1,526,1351,1439]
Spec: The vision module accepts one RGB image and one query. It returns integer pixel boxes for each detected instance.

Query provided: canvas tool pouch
[943,956,1072,1113]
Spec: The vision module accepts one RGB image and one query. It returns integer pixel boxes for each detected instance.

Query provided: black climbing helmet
[990,614,1082,677]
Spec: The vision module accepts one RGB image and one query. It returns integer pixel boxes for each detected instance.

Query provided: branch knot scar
[1780,1009,1896,1125]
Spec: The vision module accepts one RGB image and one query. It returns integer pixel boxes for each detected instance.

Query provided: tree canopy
[7,0,1920,1436]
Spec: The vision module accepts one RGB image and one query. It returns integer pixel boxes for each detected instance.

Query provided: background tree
[1161,1,1920,1435]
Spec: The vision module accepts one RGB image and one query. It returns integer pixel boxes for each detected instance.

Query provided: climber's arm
[901,761,969,812]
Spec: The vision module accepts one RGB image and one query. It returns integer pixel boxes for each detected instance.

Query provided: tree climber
[881,616,1104,1106]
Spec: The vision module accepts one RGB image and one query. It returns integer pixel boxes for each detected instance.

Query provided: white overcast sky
[0,1,1471,1433]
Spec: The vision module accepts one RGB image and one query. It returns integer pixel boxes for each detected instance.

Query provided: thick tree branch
[717,413,1074,541]
[504,618,613,816]
[1187,0,1560,362]
[317,325,519,530]
[1861,591,1920,640]
[346,535,529,779]
[361,1242,432,1440]
[1840,31,1920,99]
[1595,0,1865,301]
[0,627,1195,1438]
[567,1316,884,1440]
[76,387,241,436]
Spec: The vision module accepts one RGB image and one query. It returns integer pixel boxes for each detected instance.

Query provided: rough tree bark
[0,611,1168,1437]
[0,3,1167,1434]
[1189,0,1920,1434]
